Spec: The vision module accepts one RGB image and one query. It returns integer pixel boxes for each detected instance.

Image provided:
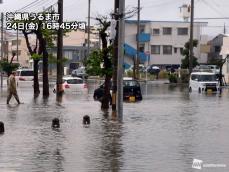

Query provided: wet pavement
[0,81,229,172]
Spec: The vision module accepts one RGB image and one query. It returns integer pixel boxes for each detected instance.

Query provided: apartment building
[124,20,208,69]
[0,31,32,67]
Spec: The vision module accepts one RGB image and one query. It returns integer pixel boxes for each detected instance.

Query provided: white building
[124,20,208,69]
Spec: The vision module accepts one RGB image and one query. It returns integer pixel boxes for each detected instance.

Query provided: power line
[201,0,226,17]
[16,0,56,12]
[195,17,229,20]
[16,0,45,12]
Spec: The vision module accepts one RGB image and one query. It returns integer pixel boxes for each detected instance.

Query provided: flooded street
[1,81,229,172]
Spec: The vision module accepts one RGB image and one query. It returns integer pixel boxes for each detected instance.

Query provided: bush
[158,70,169,79]
[126,70,133,77]
[168,74,178,83]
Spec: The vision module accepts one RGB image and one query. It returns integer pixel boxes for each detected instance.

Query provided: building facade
[208,34,228,63]
[124,20,208,69]
[0,31,32,67]
[218,35,229,83]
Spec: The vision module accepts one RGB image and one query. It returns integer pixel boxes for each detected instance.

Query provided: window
[177,28,188,35]
[12,40,21,46]
[152,28,160,35]
[66,79,83,84]
[20,70,34,76]
[163,45,172,54]
[191,74,198,80]
[140,25,145,33]
[174,48,177,53]
[139,44,145,52]
[151,45,160,54]
[214,46,221,53]
[163,27,172,35]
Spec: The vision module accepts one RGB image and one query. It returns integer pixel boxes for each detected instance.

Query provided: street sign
[145,51,150,55]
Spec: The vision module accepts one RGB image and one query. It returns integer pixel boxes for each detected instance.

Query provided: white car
[189,72,220,93]
[16,69,34,81]
[53,76,88,94]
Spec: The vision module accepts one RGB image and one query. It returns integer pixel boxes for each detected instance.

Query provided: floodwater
[0,81,229,172]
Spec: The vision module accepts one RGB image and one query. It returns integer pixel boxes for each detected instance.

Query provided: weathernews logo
[192,158,227,170]
[192,159,203,170]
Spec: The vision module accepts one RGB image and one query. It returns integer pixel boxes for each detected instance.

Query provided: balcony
[136,33,151,42]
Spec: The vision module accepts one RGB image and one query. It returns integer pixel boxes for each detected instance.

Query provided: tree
[85,17,112,110]
[21,16,59,97]
[0,53,19,77]
[181,39,199,69]
[22,29,41,96]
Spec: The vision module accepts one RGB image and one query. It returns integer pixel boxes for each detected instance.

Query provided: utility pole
[16,28,18,61]
[136,0,140,79]
[117,0,125,120]
[189,0,194,74]
[1,13,4,88]
[56,0,63,96]
[112,0,119,112]
[87,0,91,58]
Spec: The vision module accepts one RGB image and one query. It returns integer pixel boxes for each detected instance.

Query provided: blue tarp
[124,43,147,63]
[136,33,151,42]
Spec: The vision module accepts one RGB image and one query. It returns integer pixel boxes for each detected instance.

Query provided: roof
[17,69,33,71]
[191,72,215,75]
[63,76,82,80]
[123,77,133,80]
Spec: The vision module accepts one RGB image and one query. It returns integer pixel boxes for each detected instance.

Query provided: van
[189,72,220,93]
[16,69,34,81]
[71,66,88,79]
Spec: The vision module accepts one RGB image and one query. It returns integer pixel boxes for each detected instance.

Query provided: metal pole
[16,28,18,61]
[136,0,140,79]
[87,0,91,58]
[1,12,4,88]
[56,0,63,96]
[189,0,194,74]
[117,0,125,120]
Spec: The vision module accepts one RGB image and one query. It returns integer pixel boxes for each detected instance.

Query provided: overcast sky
[1,0,229,37]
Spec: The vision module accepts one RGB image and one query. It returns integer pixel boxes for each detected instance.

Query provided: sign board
[145,51,150,55]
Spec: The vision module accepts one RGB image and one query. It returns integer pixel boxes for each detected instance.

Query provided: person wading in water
[7,71,21,104]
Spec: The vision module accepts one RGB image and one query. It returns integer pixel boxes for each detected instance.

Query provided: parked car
[71,66,88,79]
[189,72,220,93]
[93,78,142,102]
[146,65,160,75]
[53,76,88,94]
[16,69,34,81]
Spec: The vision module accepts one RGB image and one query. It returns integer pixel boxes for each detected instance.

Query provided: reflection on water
[0,84,229,171]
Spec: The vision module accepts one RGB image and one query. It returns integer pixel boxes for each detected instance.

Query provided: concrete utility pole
[189,0,194,74]
[87,0,91,58]
[136,0,140,79]
[1,13,4,88]
[117,0,125,120]
[56,0,63,96]
[16,29,18,61]
[112,0,119,112]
